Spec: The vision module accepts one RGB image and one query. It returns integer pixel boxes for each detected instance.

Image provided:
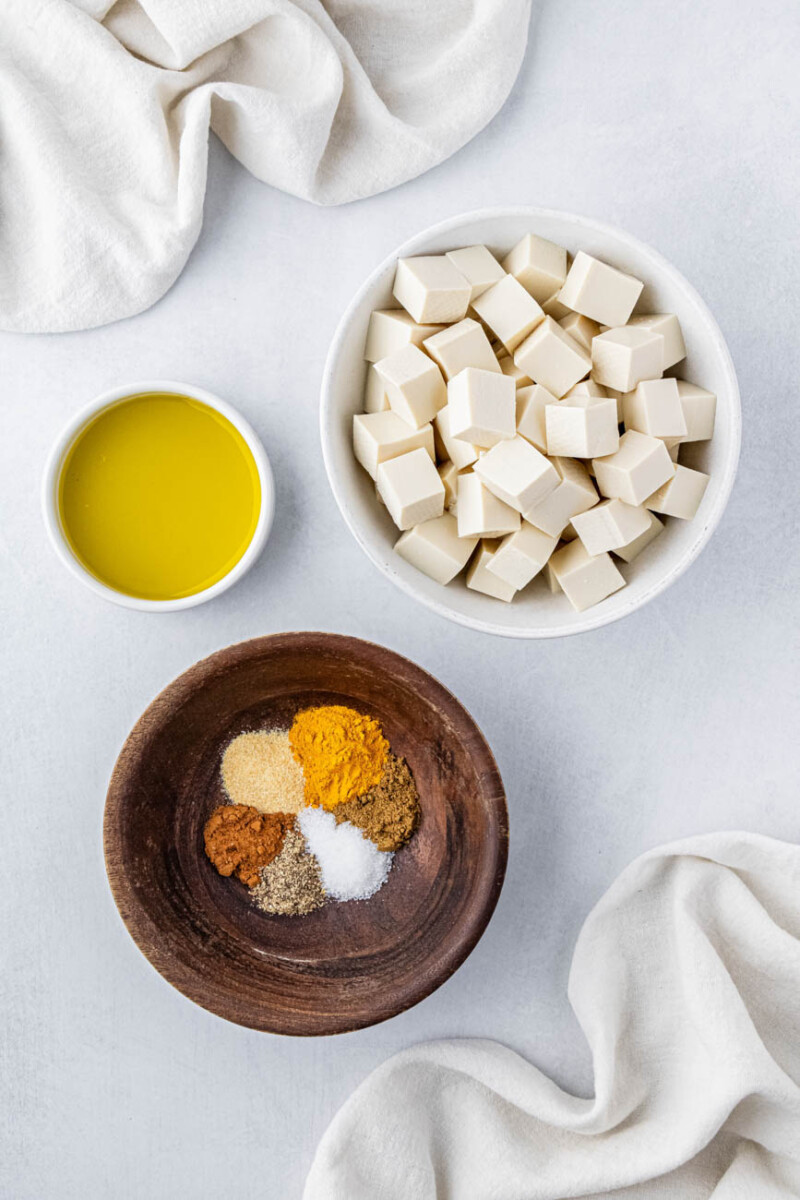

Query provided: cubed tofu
[543,560,562,593]
[502,233,568,304]
[445,245,505,301]
[591,326,664,392]
[393,256,471,324]
[592,429,675,506]
[474,435,559,513]
[514,317,591,399]
[558,312,601,355]
[423,318,500,381]
[541,291,572,320]
[375,343,447,429]
[466,541,517,602]
[676,380,717,441]
[486,523,559,590]
[645,464,710,519]
[557,251,644,327]
[365,309,445,362]
[612,510,664,562]
[437,460,459,510]
[523,456,598,537]
[627,313,686,371]
[471,274,545,352]
[622,378,687,439]
[353,411,435,480]
[364,363,390,412]
[515,384,556,453]
[434,405,480,470]
[545,395,619,458]
[499,353,533,388]
[548,539,626,612]
[571,498,652,556]
[395,513,477,584]
[457,474,521,538]
[564,378,608,399]
[448,368,516,447]
[376,448,445,530]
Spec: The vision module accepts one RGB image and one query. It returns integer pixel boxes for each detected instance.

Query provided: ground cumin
[334,754,420,851]
[289,705,388,811]
[203,804,292,887]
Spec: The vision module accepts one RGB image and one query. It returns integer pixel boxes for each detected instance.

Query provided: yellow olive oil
[59,392,261,600]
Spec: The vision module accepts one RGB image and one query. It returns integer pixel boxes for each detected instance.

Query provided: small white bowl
[321,207,741,638]
[42,380,275,612]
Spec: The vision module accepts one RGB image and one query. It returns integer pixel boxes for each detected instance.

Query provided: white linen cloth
[0,0,531,334]
[305,833,800,1198]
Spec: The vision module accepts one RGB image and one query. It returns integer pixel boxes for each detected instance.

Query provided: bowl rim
[103,631,509,1035]
[41,379,275,612]
[320,205,742,638]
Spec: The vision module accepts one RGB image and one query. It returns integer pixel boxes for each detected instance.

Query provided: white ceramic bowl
[42,380,275,612]
[321,208,741,638]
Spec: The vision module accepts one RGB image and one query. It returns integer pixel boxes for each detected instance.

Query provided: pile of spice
[203,706,421,917]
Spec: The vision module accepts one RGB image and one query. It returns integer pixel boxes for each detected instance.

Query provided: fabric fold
[304,833,800,1199]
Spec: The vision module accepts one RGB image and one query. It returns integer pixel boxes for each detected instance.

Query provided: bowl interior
[104,634,507,1035]
[321,209,741,637]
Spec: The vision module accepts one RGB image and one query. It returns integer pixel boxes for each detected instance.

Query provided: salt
[297,807,393,901]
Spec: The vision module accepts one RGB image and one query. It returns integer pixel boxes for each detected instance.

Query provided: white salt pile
[297,807,393,901]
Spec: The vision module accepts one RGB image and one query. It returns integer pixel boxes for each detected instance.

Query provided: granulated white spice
[221,729,305,814]
[297,807,393,901]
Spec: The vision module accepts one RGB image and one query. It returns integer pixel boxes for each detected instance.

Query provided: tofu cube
[487,523,559,590]
[645,464,710,519]
[627,313,686,371]
[545,395,619,458]
[676,380,717,441]
[501,233,568,304]
[448,368,516,447]
[423,318,500,381]
[514,317,591,399]
[548,540,626,612]
[376,448,445,531]
[541,291,572,320]
[612,510,664,562]
[376,344,447,429]
[365,309,444,362]
[523,456,598,537]
[394,513,477,584]
[592,429,675,506]
[591,326,663,392]
[622,378,687,439]
[604,386,626,423]
[393,256,471,324]
[558,312,601,354]
[445,245,505,301]
[474,435,559,514]
[434,405,480,470]
[557,251,644,326]
[543,560,562,593]
[466,541,517,602]
[457,474,521,538]
[515,384,556,453]
[571,498,652,556]
[438,460,459,510]
[364,364,389,412]
[499,353,533,388]
[353,412,435,480]
[471,274,545,352]
[564,378,608,399]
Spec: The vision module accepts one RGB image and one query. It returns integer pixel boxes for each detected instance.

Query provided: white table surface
[2,1,799,1196]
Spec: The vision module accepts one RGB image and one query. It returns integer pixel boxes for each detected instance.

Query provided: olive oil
[59,392,261,600]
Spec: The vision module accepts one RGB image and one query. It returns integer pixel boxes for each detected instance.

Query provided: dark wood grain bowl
[104,633,508,1035]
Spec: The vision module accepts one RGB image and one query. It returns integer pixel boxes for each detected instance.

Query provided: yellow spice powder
[221,730,305,814]
[289,705,388,811]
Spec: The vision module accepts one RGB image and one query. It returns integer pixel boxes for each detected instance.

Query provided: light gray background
[2,1,799,1196]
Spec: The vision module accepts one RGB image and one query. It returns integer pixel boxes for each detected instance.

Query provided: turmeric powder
[289,705,388,810]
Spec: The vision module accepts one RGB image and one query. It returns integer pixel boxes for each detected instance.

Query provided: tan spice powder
[334,754,420,851]
[251,827,326,916]
[221,730,305,814]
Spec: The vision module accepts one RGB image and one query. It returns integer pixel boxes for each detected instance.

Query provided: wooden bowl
[104,633,508,1035]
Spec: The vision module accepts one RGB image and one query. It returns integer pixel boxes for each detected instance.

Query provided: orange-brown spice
[203,805,292,887]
